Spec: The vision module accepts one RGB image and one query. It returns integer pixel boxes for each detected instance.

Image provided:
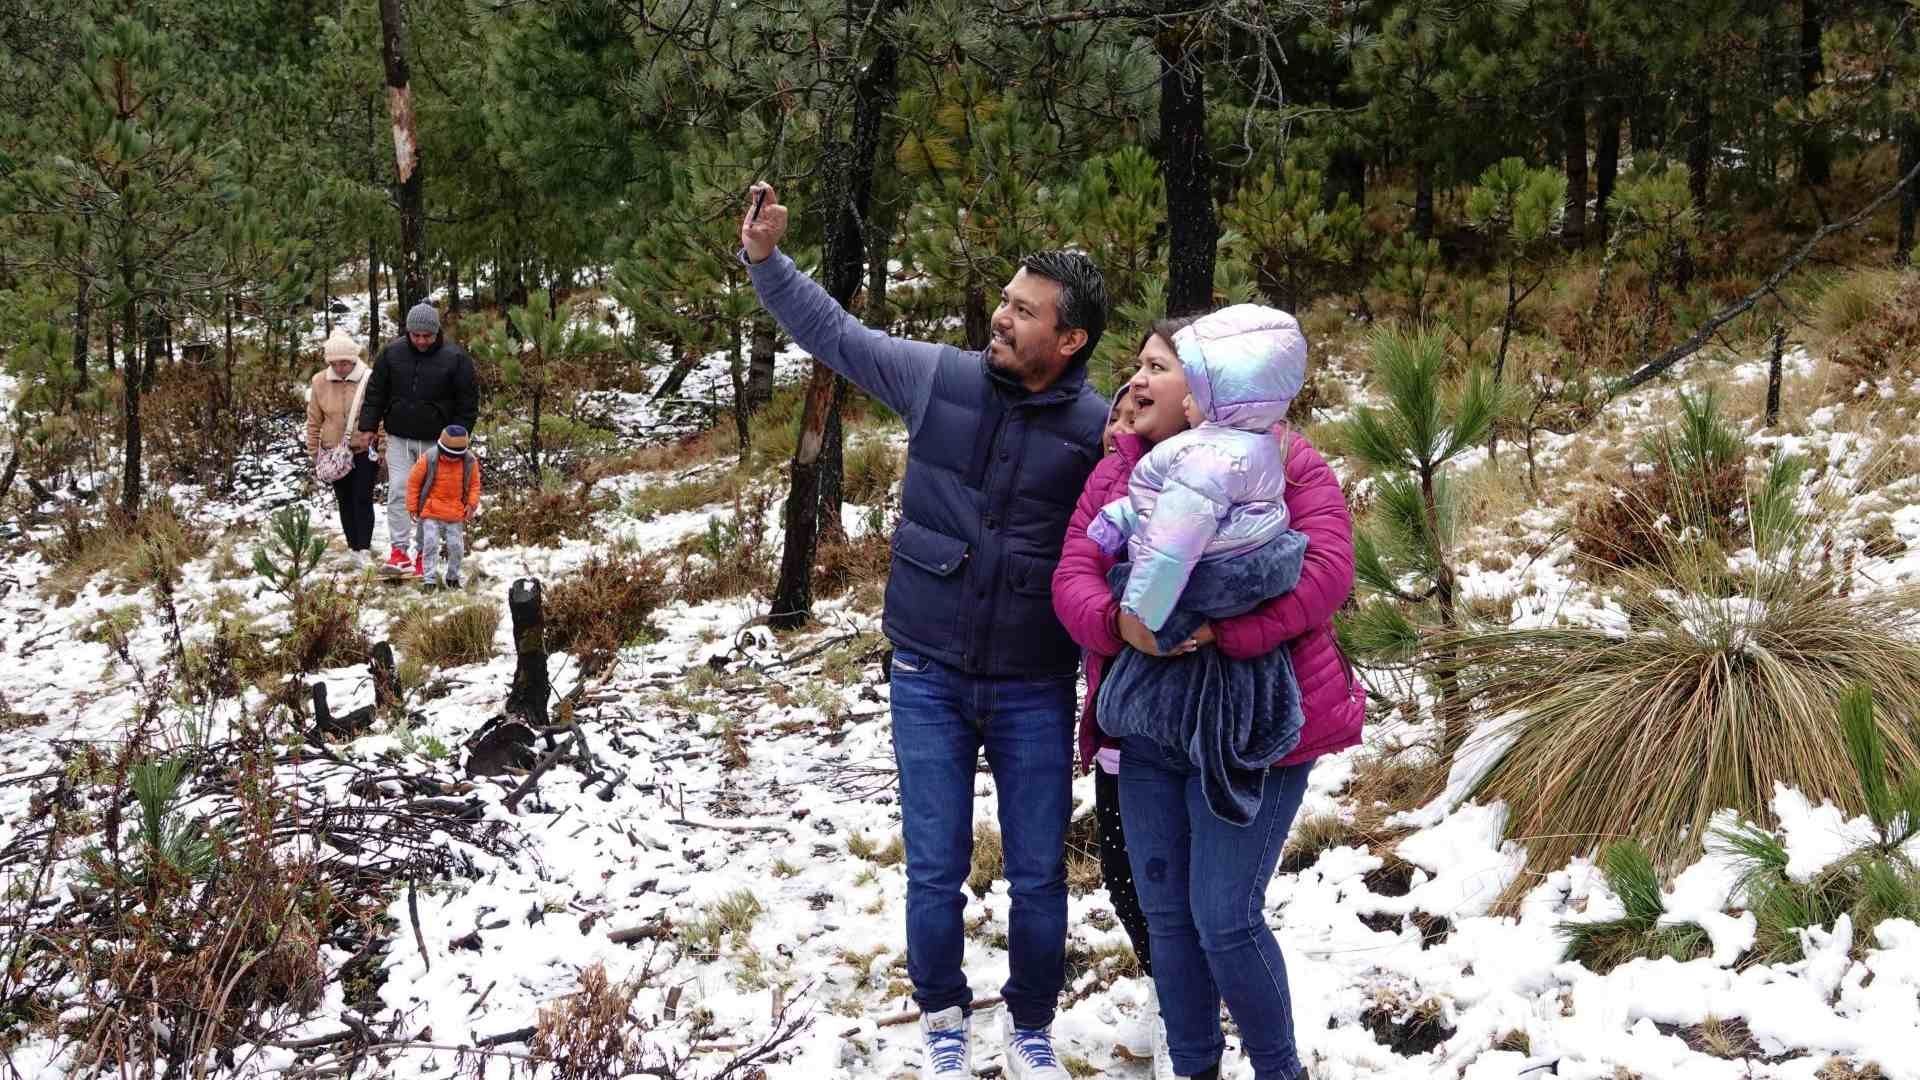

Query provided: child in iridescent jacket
[1086,304,1308,634]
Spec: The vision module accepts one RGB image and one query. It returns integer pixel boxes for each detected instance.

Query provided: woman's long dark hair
[1139,314,1202,355]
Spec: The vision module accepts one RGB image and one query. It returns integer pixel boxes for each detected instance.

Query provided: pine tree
[1466,157,1566,395]
[1335,330,1504,761]
[475,289,610,481]
[2,4,235,516]
[1221,165,1366,313]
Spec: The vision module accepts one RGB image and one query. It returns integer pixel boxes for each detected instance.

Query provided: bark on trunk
[368,95,382,343]
[1562,56,1589,248]
[1157,32,1218,315]
[72,275,90,391]
[1413,159,1435,241]
[963,285,990,350]
[1900,117,1918,265]
[770,26,899,629]
[1765,325,1785,429]
[1595,98,1622,245]
[1801,0,1831,186]
[729,313,751,464]
[747,317,776,413]
[378,0,427,312]
[120,282,141,516]
[1686,86,1712,212]
[650,340,697,401]
[505,579,549,726]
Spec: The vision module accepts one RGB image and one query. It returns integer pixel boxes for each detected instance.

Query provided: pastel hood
[1172,304,1307,433]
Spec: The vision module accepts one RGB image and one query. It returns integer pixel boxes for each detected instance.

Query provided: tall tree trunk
[1157,30,1218,315]
[378,0,427,312]
[747,317,776,412]
[650,340,697,400]
[1562,8,1590,248]
[1330,148,1365,211]
[962,284,990,349]
[143,307,164,395]
[1800,0,1831,186]
[1899,117,1918,265]
[447,258,461,315]
[1686,85,1712,212]
[1595,95,1622,245]
[1413,159,1435,240]
[368,95,382,343]
[818,380,849,545]
[223,290,236,493]
[729,312,751,464]
[120,278,141,517]
[72,275,90,391]
[770,26,899,629]
[322,253,333,335]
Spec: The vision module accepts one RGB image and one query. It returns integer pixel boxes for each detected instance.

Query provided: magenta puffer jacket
[1052,427,1365,772]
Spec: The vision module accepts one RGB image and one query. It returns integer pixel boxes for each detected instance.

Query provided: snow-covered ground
[4,331,1920,1079]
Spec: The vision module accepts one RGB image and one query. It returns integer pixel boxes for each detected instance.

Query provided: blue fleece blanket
[1096,530,1309,826]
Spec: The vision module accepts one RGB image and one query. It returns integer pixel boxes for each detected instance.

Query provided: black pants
[1096,766,1152,976]
[331,451,377,551]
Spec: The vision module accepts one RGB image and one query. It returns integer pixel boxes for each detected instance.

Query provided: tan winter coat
[306,364,382,457]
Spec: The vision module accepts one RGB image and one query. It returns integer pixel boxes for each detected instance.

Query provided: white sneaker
[1002,1011,1070,1080]
[919,1005,971,1078]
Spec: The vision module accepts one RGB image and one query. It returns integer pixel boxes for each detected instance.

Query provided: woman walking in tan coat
[306,329,380,559]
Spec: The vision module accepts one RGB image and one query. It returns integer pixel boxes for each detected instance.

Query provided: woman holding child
[1051,308,1364,1080]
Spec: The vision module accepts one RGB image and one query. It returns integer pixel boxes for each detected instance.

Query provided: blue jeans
[1119,734,1312,1079]
[889,647,1075,1029]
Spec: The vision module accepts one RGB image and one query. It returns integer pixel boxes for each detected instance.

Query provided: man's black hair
[1018,250,1107,369]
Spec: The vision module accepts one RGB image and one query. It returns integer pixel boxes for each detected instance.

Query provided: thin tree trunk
[322,253,333,335]
[368,95,382,343]
[747,317,776,413]
[1413,159,1435,241]
[1561,20,1590,248]
[1899,117,1918,265]
[770,24,898,629]
[1765,325,1785,428]
[120,278,141,517]
[1157,32,1218,315]
[963,285,990,349]
[72,275,90,391]
[818,380,848,545]
[1801,0,1831,186]
[378,0,427,312]
[730,312,751,465]
[448,258,461,315]
[1686,85,1712,212]
[224,290,236,493]
[650,340,697,401]
[1595,96,1622,245]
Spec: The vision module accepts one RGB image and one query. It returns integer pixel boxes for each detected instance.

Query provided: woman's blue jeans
[1119,734,1311,1079]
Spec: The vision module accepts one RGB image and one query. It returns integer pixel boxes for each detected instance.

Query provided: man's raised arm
[739,183,941,427]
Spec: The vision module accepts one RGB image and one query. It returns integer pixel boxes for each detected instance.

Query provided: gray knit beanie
[405,302,440,336]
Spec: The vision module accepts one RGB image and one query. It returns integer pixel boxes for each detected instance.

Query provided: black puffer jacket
[357,333,480,441]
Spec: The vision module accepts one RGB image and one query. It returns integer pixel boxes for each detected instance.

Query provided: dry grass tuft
[391,599,500,670]
[530,963,650,1080]
[968,823,1004,898]
[544,551,668,676]
[1452,547,1920,874]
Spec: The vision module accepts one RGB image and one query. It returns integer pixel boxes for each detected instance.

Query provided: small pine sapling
[253,504,326,597]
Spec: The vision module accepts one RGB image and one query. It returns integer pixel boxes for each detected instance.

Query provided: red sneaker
[412,554,425,577]
[382,547,411,574]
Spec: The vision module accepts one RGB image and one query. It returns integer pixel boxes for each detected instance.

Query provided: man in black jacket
[352,302,479,575]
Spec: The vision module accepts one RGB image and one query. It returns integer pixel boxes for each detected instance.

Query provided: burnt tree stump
[370,642,397,717]
[506,578,549,727]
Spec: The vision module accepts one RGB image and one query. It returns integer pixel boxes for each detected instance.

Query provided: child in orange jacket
[405,425,482,587]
